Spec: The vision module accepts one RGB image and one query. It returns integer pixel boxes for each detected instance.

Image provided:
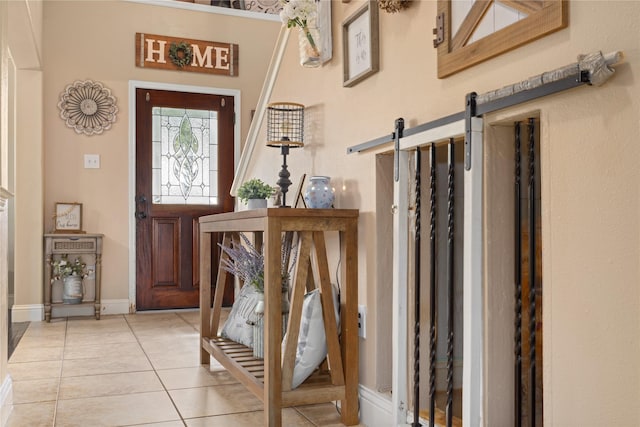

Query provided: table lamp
[266,102,304,208]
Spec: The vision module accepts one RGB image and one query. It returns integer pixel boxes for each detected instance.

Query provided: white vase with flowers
[280,0,321,67]
[51,254,92,304]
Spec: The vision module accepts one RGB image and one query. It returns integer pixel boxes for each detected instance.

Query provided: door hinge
[145,92,150,102]
[221,97,226,107]
[393,118,404,182]
[433,12,445,48]
[233,112,236,124]
[464,92,477,171]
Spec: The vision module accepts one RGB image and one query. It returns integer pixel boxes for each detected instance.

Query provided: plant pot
[63,275,84,304]
[252,313,289,359]
[254,293,265,314]
[247,198,267,209]
[251,289,290,359]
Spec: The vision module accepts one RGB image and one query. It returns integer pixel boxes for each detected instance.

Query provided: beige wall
[245,0,640,424]
[0,1,9,418]
[9,2,44,312]
[2,0,44,418]
[40,1,280,303]
[0,193,10,423]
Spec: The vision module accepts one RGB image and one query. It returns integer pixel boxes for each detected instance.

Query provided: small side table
[44,233,103,321]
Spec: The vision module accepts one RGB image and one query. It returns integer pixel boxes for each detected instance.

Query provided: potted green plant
[237,178,275,209]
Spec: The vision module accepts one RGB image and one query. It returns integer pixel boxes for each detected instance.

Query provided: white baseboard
[12,300,132,321]
[11,304,43,322]
[100,299,131,315]
[359,384,393,427]
[0,375,13,426]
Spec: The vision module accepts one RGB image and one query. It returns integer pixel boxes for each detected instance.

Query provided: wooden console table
[199,208,359,426]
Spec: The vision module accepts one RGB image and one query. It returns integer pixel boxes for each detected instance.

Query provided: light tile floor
[8,311,359,426]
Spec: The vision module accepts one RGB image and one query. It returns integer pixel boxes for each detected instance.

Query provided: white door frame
[127,80,241,312]
[391,118,484,426]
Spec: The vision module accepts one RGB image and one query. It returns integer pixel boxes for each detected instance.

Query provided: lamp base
[276,145,292,208]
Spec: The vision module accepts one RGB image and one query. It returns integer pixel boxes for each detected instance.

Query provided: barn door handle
[135,195,147,219]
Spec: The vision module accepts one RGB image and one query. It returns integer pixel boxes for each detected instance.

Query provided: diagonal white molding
[230,25,289,196]
[124,0,280,22]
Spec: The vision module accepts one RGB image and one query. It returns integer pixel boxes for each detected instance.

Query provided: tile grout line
[52,318,68,427]
[293,406,317,426]
[123,313,188,427]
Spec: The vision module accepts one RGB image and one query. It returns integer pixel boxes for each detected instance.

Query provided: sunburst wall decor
[57,80,118,136]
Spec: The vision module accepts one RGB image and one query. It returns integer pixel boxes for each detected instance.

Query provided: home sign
[135,33,239,76]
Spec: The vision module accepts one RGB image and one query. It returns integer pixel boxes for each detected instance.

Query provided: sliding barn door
[391,118,484,425]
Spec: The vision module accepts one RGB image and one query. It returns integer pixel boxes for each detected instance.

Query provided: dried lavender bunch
[219,233,298,293]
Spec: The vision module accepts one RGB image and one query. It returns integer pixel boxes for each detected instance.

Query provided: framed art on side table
[342,1,379,87]
[54,202,84,233]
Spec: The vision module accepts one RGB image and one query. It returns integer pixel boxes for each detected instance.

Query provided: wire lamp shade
[266,102,304,208]
[266,102,305,147]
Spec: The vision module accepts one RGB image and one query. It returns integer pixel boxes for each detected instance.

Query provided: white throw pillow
[285,286,340,389]
[220,283,262,348]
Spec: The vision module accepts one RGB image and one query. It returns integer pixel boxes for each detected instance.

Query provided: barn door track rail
[347,50,623,161]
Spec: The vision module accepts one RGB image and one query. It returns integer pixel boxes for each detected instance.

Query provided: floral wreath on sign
[378,0,412,13]
[169,41,193,68]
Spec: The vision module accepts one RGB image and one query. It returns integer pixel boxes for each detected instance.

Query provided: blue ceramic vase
[304,176,335,209]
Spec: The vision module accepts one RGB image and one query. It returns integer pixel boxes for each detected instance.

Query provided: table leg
[341,223,360,425]
[200,231,212,365]
[263,219,283,426]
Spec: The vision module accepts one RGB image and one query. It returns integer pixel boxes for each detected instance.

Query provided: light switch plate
[84,154,100,169]
[358,305,366,339]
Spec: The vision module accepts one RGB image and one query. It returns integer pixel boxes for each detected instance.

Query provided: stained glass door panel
[152,107,219,205]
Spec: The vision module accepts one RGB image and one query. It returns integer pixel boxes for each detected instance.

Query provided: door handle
[135,195,147,219]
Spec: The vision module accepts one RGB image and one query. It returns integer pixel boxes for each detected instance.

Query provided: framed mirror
[436,0,568,78]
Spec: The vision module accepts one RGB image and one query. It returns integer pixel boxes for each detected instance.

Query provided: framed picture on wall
[342,1,379,87]
[434,0,567,78]
[54,202,84,233]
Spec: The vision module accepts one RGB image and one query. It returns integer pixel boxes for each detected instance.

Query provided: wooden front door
[135,88,234,310]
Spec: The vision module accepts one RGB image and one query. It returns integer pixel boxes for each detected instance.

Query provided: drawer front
[51,238,97,254]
